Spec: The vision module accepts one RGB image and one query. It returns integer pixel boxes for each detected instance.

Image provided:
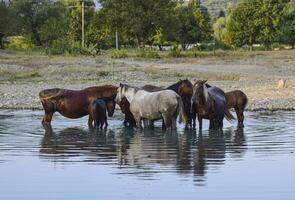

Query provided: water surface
[0,110,294,200]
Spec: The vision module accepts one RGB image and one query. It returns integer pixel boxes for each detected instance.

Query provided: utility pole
[81,0,85,47]
[115,30,119,50]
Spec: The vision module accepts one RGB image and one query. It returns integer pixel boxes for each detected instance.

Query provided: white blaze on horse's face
[115,87,124,103]
[203,84,209,103]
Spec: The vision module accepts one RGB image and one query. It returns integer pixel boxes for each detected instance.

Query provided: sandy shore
[0,50,294,111]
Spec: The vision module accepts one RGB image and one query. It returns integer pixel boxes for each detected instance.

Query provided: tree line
[0,0,294,54]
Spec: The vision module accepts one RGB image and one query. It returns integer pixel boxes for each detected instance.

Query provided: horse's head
[178,79,193,97]
[105,98,116,117]
[118,97,130,114]
[116,83,137,104]
[192,80,208,106]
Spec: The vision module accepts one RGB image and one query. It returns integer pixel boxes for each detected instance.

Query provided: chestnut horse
[225,90,248,128]
[191,80,235,130]
[39,85,117,127]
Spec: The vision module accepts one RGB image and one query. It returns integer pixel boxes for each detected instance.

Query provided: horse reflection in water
[40,127,246,185]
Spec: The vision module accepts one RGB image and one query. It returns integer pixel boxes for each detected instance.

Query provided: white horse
[116,84,187,130]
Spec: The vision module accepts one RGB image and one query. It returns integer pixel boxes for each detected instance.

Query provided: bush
[110,49,128,59]
[5,36,35,50]
[168,45,181,58]
[46,40,96,55]
[137,49,160,59]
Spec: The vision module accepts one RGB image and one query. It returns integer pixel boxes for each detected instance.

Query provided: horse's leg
[219,117,224,130]
[88,115,94,128]
[104,117,108,129]
[171,116,177,130]
[134,115,142,129]
[162,113,172,130]
[236,108,245,128]
[198,116,202,130]
[143,119,149,128]
[42,111,54,127]
[209,119,213,129]
[161,119,166,130]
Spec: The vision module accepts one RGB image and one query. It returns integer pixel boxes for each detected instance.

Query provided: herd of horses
[39,79,248,131]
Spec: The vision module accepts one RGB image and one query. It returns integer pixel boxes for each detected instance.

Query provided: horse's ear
[193,78,197,86]
[203,80,208,84]
[120,83,122,87]
[179,79,182,82]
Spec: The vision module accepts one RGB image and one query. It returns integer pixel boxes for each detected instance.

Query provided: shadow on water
[39,125,247,185]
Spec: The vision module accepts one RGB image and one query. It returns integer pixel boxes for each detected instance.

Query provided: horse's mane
[120,83,140,91]
[166,79,192,92]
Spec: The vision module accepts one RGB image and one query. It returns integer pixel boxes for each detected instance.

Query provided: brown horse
[225,90,248,128]
[191,80,235,130]
[39,85,117,127]
[142,84,163,92]
[203,84,248,128]
[118,97,136,127]
[166,79,193,128]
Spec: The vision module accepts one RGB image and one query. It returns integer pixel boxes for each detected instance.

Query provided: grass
[0,49,294,85]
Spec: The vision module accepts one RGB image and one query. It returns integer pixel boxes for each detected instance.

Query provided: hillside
[200,0,242,18]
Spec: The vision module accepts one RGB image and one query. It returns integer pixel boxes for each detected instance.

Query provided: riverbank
[0,50,294,111]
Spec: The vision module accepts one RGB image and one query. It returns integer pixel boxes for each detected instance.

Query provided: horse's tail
[176,96,187,124]
[224,107,235,121]
[39,88,64,102]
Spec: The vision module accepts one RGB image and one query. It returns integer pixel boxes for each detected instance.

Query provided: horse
[142,84,163,92]
[225,90,248,128]
[191,80,235,130]
[118,97,137,127]
[90,98,116,129]
[166,79,194,128]
[202,84,248,128]
[118,84,163,128]
[39,85,117,127]
[115,83,187,130]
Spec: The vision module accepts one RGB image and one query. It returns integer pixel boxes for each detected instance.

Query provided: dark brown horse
[166,79,193,128]
[191,80,235,130]
[225,90,248,128]
[202,84,248,128]
[118,97,136,127]
[39,85,118,127]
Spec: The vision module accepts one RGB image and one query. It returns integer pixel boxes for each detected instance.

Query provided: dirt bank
[0,50,294,111]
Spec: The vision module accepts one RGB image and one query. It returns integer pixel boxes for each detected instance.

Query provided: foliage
[226,0,286,49]
[137,49,160,59]
[281,0,295,47]
[5,35,35,50]
[46,39,96,55]
[100,0,178,47]
[110,49,128,59]
[175,0,212,50]
[168,45,182,58]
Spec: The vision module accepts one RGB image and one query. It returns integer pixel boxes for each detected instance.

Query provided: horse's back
[208,87,226,103]
[131,90,179,119]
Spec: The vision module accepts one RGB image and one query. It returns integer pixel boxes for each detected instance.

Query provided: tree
[175,0,212,50]
[99,0,178,47]
[226,1,260,48]
[0,1,21,36]
[226,0,287,49]
[281,0,295,47]
[256,0,286,49]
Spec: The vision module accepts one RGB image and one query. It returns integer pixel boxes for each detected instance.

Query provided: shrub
[46,40,96,55]
[110,49,128,59]
[137,49,160,59]
[168,45,181,58]
[5,35,35,50]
